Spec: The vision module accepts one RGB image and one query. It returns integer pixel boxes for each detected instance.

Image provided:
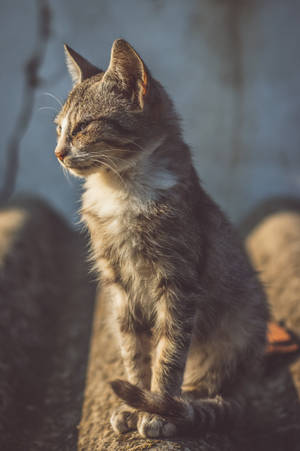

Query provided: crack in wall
[0,0,52,204]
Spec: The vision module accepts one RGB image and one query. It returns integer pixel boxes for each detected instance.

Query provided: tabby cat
[54,39,269,438]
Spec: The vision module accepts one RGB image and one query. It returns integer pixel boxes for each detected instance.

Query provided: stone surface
[0,197,96,451]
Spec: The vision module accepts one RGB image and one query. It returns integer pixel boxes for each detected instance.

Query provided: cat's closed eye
[72,120,91,136]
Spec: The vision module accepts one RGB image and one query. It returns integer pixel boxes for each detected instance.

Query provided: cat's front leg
[110,284,151,433]
[137,294,195,438]
[151,296,194,396]
[110,284,152,387]
[111,329,151,433]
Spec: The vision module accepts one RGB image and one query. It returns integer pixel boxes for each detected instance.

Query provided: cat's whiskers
[59,160,72,184]
[90,156,126,187]
[89,151,123,166]
[99,161,125,186]
[121,137,146,152]
[96,153,126,164]
[42,92,63,107]
[38,106,59,113]
[63,166,72,184]
[93,155,121,173]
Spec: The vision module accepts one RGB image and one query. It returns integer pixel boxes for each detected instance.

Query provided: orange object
[266,322,299,354]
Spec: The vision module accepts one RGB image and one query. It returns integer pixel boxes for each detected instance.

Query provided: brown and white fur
[54,39,269,438]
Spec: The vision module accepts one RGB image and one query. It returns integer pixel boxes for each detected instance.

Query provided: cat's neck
[84,136,188,198]
[82,135,190,218]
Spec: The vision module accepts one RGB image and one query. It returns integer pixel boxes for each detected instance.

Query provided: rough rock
[0,197,96,451]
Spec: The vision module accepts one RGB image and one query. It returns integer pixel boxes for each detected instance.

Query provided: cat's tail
[110,379,242,433]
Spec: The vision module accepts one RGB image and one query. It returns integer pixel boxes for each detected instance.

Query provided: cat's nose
[55,146,69,162]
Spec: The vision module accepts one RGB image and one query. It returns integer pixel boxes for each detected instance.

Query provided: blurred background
[1,0,300,224]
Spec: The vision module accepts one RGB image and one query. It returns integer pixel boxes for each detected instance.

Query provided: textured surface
[0,197,96,451]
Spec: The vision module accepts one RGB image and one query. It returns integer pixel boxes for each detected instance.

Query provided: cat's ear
[104,39,149,109]
[64,44,102,86]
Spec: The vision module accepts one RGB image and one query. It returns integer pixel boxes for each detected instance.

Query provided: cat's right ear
[64,44,102,86]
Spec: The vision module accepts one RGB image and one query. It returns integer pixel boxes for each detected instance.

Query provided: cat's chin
[67,166,101,178]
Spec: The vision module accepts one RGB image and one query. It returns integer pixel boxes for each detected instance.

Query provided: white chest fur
[83,173,129,219]
[82,164,178,222]
[81,167,178,305]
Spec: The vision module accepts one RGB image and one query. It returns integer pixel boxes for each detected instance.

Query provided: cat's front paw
[137,412,177,438]
[110,405,138,434]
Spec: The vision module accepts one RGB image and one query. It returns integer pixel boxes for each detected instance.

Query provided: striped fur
[55,39,269,438]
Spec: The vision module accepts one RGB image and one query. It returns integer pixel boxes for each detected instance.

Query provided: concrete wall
[1,0,300,224]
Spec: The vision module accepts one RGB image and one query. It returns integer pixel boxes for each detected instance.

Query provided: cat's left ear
[64,44,102,86]
[104,39,149,109]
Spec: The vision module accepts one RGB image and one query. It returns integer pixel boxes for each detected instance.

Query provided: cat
[54,39,269,439]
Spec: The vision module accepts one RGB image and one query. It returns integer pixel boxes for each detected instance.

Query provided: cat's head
[54,39,176,178]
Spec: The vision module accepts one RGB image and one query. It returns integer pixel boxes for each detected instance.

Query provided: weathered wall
[1,0,300,223]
